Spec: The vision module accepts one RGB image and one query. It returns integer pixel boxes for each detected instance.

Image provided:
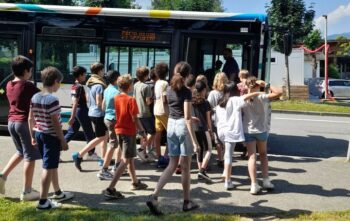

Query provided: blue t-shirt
[88,84,104,117]
[104,84,119,120]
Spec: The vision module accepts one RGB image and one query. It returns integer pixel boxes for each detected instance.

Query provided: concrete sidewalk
[0,136,350,215]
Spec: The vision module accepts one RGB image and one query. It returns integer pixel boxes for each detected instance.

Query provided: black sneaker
[198,170,212,183]
[75,157,83,171]
[146,195,163,216]
[183,200,199,212]
[72,152,83,171]
[102,188,125,200]
[131,180,148,190]
[216,160,224,168]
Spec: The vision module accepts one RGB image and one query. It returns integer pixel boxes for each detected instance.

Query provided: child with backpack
[72,62,108,171]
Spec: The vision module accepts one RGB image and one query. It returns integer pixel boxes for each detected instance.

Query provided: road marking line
[274,117,350,124]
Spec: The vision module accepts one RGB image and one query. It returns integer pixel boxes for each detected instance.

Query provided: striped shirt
[31,93,61,137]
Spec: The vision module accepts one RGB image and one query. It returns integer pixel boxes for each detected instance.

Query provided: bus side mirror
[284,33,293,56]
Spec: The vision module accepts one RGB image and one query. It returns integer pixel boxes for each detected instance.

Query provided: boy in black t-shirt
[64,66,96,158]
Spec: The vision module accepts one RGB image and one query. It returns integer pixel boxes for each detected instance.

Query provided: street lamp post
[323,15,329,99]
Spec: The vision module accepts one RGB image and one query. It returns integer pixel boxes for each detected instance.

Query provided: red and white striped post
[323,15,329,100]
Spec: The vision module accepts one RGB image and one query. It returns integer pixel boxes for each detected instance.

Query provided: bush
[329,64,340,79]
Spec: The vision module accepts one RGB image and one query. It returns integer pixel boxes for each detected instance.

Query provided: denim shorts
[8,121,41,161]
[167,118,193,157]
[244,132,269,142]
[35,132,61,169]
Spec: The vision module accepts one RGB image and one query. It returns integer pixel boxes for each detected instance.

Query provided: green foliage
[267,0,315,53]
[152,0,223,12]
[303,29,322,50]
[304,29,322,78]
[272,100,350,113]
[328,63,340,79]
[336,36,350,57]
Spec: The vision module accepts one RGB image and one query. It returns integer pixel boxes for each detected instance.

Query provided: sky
[135,0,350,36]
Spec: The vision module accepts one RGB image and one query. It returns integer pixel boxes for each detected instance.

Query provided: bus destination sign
[107,30,171,45]
[121,30,156,41]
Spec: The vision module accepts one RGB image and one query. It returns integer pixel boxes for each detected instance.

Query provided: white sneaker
[224,181,234,190]
[21,189,40,201]
[85,153,101,161]
[250,183,262,195]
[36,199,62,211]
[137,148,147,162]
[97,169,114,180]
[50,191,74,203]
[0,175,5,194]
[147,148,157,161]
[263,178,275,190]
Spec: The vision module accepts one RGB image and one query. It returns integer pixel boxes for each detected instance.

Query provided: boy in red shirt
[102,74,148,199]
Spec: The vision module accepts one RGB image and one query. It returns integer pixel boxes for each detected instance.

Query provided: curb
[272,109,350,117]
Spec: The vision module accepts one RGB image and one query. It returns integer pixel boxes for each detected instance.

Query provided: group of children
[0,55,282,214]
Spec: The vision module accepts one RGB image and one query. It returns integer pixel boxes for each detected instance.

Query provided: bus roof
[0,3,267,23]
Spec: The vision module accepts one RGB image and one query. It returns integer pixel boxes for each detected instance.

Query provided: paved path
[0,113,350,215]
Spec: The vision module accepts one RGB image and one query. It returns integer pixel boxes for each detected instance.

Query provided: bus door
[104,30,172,78]
[104,45,171,78]
[0,23,32,125]
[182,33,260,86]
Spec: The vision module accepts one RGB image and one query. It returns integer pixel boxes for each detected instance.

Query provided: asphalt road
[0,113,349,215]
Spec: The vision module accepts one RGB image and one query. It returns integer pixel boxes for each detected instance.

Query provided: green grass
[271,100,350,114]
[1,198,350,221]
[0,198,240,221]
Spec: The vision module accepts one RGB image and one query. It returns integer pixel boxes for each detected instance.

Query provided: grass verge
[1,198,350,221]
[271,100,350,114]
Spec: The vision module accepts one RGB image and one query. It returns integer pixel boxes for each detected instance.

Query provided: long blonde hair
[212,72,228,92]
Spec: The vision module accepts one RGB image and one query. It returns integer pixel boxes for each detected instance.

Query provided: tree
[267,0,315,99]
[152,0,224,12]
[336,36,350,57]
[303,29,322,78]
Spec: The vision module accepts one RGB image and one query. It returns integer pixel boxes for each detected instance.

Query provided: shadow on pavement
[270,179,350,197]
[268,133,348,159]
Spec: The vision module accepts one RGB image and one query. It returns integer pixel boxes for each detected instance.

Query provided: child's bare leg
[257,141,269,178]
[79,135,106,157]
[102,147,115,169]
[51,168,60,192]
[40,169,53,199]
[127,158,137,184]
[1,154,22,179]
[246,141,257,184]
[153,156,179,196]
[23,160,36,192]
[108,158,128,189]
